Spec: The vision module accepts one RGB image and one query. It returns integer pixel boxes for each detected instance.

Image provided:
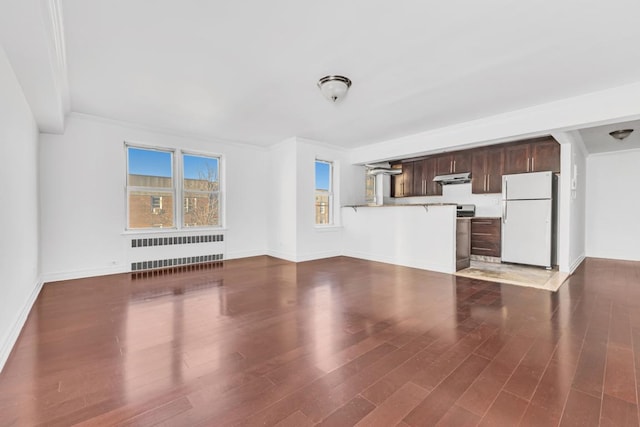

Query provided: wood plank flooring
[1,256,640,426]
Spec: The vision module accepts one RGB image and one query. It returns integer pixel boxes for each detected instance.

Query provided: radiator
[128,233,225,272]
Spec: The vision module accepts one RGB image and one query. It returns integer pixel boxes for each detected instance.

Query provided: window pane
[184,155,219,191]
[315,160,332,225]
[183,192,219,227]
[315,193,330,224]
[128,191,174,228]
[183,154,220,227]
[127,147,172,188]
[315,161,331,191]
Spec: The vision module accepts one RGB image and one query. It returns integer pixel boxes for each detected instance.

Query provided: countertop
[342,203,457,208]
[472,216,502,220]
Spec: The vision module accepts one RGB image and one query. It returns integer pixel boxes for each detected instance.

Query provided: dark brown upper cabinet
[531,138,561,173]
[412,158,442,197]
[471,146,504,194]
[435,151,471,175]
[503,137,560,175]
[424,157,442,196]
[390,161,415,197]
[503,143,530,175]
[389,136,560,198]
[412,159,426,196]
[391,158,443,198]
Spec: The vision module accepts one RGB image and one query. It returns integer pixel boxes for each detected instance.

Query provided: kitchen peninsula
[341,203,466,274]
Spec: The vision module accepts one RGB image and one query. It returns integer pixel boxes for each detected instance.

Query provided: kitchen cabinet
[389,136,559,199]
[471,146,504,194]
[391,158,442,197]
[503,137,560,175]
[471,218,501,258]
[424,157,442,196]
[412,159,426,196]
[410,158,442,197]
[531,138,561,173]
[435,151,471,175]
[390,162,415,197]
[391,163,405,197]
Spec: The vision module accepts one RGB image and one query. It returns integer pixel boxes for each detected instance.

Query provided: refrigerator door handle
[502,201,507,223]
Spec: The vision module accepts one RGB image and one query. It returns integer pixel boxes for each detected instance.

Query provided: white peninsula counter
[341,204,462,274]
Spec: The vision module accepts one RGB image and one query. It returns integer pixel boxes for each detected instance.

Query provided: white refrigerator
[501,171,556,268]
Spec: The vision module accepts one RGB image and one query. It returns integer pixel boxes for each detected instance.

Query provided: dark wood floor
[1,256,640,426]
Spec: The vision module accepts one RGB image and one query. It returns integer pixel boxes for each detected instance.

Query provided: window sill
[122,227,227,236]
[314,225,343,232]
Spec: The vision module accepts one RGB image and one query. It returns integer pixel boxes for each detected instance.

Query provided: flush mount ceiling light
[609,129,634,141]
[317,75,352,103]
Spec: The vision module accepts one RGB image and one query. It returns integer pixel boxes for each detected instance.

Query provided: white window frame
[181,151,222,229]
[125,143,224,232]
[315,159,334,226]
[126,145,176,230]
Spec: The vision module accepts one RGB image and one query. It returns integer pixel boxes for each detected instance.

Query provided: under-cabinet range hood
[365,162,402,175]
[433,172,471,185]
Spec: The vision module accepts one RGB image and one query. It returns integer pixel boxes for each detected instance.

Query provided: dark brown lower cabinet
[471,218,501,258]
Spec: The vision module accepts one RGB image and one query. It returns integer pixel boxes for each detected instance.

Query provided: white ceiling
[579,120,640,154]
[0,1,69,133]
[5,0,640,150]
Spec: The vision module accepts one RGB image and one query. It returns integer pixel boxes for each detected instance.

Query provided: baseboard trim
[225,249,267,260]
[265,250,344,263]
[266,250,298,263]
[42,265,129,283]
[0,276,43,373]
[569,255,586,274]
[296,250,343,262]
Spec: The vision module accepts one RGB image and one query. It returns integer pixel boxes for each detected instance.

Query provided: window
[151,196,164,214]
[315,160,333,225]
[183,197,197,213]
[183,154,220,227]
[126,145,222,230]
[127,147,175,229]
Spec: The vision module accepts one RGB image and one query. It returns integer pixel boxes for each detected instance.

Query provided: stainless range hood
[433,172,471,185]
[367,167,402,176]
[365,162,402,176]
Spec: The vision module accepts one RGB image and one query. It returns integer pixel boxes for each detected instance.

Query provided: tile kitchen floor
[456,260,570,291]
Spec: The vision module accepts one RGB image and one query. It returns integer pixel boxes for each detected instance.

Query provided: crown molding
[41,0,70,119]
[66,112,270,152]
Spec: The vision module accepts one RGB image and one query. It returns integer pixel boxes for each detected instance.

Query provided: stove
[456,204,476,217]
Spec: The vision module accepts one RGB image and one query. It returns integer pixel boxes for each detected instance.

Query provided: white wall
[39,114,269,280]
[295,138,365,261]
[568,136,587,270]
[586,149,640,261]
[266,137,365,262]
[0,46,41,371]
[553,132,588,273]
[267,138,298,261]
